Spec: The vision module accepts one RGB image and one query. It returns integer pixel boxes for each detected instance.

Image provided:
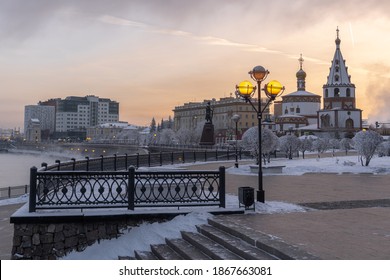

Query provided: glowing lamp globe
[236,80,255,97]
[264,80,284,98]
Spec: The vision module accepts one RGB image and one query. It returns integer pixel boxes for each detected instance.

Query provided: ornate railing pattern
[29,166,225,212]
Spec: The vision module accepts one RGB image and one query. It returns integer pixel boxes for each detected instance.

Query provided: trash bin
[238,186,255,210]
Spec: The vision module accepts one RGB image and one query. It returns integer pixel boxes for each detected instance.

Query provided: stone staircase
[120,215,319,260]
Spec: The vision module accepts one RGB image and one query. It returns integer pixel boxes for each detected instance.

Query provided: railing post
[128,166,135,210]
[219,166,226,208]
[71,158,76,171]
[41,162,48,171]
[55,160,61,171]
[8,186,11,198]
[100,155,104,171]
[29,167,37,212]
[85,156,89,171]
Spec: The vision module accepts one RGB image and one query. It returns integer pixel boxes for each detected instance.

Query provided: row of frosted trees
[241,127,389,167]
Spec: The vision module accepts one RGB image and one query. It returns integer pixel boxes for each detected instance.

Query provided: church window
[346,88,351,97]
[335,59,339,65]
[296,106,301,113]
[325,89,328,98]
[335,75,339,82]
[290,107,295,113]
[284,108,288,114]
[334,88,340,97]
[335,66,339,72]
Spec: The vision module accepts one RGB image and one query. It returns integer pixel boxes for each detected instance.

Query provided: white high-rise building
[55,95,119,132]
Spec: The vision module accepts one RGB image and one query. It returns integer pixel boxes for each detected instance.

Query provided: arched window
[284,108,288,114]
[334,88,340,97]
[346,118,354,129]
[334,75,339,82]
[346,88,351,97]
[296,106,301,113]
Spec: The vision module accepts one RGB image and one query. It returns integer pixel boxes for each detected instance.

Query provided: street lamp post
[236,66,284,202]
[231,114,241,168]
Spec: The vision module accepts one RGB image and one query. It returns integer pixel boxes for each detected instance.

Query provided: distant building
[274,54,321,134]
[317,28,362,137]
[24,105,55,138]
[173,96,270,144]
[86,122,140,144]
[55,95,119,133]
[25,119,41,143]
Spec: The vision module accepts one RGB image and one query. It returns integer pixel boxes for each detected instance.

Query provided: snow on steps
[125,215,320,260]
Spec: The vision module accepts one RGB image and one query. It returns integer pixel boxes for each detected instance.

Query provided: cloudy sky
[1,0,390,130]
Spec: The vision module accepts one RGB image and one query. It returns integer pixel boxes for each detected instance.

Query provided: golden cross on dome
[298,54,304,70]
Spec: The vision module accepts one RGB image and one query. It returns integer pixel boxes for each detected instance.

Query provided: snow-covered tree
[312,137,329,158]
[377,140,390,157]
[329,138,340,156]
[353,130,383,166]
[176,128,192,145]
[278,135,300,159]
[340,138,354,155]
[241,127,278,164]
[299,137,313,159]
[157,129,176,145]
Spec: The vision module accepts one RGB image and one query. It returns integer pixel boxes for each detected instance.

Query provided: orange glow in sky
[1,0,390,130]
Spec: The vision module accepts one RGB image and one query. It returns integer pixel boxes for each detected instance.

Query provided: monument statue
[205,102,213,124]
[199,101,215,146]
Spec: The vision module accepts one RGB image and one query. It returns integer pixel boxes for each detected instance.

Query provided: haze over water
[0,152,64,188]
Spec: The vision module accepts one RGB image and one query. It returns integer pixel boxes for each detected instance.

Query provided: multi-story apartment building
[173,96,270,143]
[24,105,56,139]
[55,95,119,133]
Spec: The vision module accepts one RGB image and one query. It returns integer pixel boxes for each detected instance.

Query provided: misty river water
[0,152,69,188]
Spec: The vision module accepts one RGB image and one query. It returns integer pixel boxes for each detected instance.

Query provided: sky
[1,0,390,129]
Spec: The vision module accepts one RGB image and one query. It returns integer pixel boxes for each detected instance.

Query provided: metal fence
[0,185,28,199]
[28,166,225,212]
[39,149,241,172]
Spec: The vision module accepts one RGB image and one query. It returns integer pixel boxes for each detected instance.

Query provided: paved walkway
[1,159,390,259]
[186,161,390,260]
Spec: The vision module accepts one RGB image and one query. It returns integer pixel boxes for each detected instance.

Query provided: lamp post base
[256,190,265,203]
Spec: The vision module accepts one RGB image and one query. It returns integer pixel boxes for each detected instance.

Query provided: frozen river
[0,152,67,188]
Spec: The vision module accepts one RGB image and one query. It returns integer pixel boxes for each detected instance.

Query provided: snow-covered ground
[2,154,390,260]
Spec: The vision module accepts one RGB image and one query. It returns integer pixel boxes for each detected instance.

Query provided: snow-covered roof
[283,90,320,97]
[296,124,320,130]
[277,114,306,119]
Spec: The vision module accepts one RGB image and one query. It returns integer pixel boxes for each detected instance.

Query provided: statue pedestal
[199,123,215,146]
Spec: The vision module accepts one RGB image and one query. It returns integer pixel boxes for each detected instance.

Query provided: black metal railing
[29,166,225,212]
[0,185,29,199]
[39,149,242,172]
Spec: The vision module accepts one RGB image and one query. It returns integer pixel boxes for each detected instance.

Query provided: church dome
[296,68,306,79]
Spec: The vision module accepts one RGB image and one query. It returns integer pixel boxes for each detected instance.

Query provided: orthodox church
[274,28,362,137]
[317,28,362,136]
